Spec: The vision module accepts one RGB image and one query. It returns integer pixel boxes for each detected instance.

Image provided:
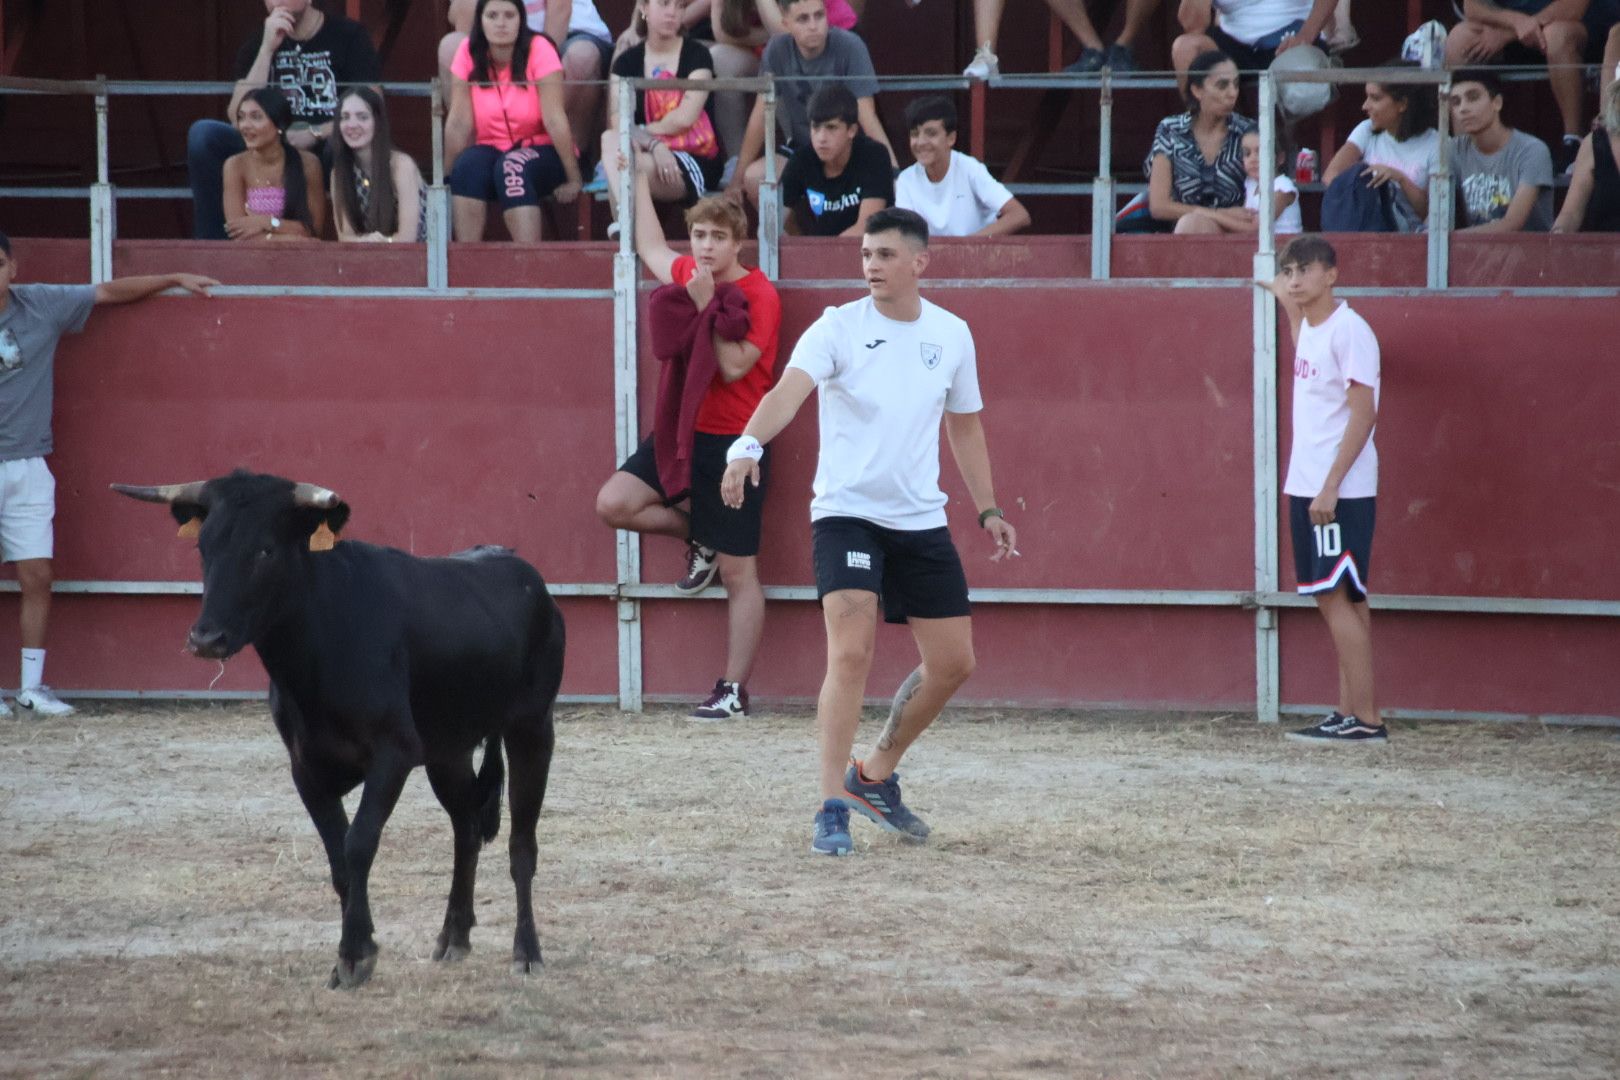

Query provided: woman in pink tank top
[222,87,327,241]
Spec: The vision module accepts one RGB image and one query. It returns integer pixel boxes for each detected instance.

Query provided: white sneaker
[0,696,11,718]
[963,43,999,80]
[16,685,75,717]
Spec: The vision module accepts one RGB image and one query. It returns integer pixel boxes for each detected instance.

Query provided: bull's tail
[476,734,505,845]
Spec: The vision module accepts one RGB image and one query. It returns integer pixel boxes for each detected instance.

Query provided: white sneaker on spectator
[0,696,11,718]
[15,685,74,717]
[963,44,999,80]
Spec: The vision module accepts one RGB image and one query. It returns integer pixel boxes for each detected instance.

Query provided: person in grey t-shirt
[0,232,217,718]
[1448,69,1555,232]
[723,0,897,209]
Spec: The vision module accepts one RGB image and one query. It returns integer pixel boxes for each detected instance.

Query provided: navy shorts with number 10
[1290,496,1375,602]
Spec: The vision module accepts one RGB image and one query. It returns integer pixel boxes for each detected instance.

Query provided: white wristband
[726,436,764,464]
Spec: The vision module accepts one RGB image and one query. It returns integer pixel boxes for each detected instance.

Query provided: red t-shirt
[671,255,782,435]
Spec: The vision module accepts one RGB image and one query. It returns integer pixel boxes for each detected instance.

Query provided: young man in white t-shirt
[720,208,1020,856]
[1261,235,1386,744]
[894,96,1030,238]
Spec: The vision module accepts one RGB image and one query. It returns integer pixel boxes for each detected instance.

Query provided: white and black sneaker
[675,541,719,595]
[1286,712,1387,744]
[15,685,75,717]
[688,679,748,722]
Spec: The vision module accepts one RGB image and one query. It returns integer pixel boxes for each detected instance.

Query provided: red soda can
[1295,148,1318,184]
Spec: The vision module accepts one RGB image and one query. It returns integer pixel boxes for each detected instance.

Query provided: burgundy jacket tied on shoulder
[649,280,752,500]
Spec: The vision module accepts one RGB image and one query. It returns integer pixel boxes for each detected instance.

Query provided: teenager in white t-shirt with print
[894,96,1030,238]
[1261,235,1386,744]
[720,207,1020,856]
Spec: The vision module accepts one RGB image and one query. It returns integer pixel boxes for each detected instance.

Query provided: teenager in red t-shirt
[595,165,781,721]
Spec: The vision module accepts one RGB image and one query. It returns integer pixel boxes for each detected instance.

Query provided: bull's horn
[291,482,341,508]
[110,481,210,505]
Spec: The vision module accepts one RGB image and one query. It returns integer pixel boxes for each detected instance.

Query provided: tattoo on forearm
[878,667,924,751]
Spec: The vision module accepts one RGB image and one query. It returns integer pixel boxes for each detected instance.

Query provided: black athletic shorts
[812,515,971,625]
[1289,495,1375,603]
[619,432,768,557]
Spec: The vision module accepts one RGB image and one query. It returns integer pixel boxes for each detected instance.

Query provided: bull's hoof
[510,950,543,976]
[433,941,471,963]
[327,952,378,990]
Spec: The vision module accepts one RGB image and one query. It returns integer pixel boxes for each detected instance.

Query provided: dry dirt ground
[1,703,1617,1079]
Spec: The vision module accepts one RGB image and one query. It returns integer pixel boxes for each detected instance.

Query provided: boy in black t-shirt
[187,0,381,239]
[781,85,895,237]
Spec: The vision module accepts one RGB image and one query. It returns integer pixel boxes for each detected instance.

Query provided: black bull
[113,471,564,989]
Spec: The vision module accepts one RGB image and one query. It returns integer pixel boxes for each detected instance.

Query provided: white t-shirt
[1214,0,1314,45]
[787,296,983,530]
[1245,174,1302,233]
[526,0,612,44]
[1346,119,1440,190]
[1283,302,1381,499]
[894,151,1015,238]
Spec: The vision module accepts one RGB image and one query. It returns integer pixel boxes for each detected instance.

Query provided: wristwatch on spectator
[268,216,282,235]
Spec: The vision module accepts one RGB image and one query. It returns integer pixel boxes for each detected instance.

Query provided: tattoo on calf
[878,667,924,751]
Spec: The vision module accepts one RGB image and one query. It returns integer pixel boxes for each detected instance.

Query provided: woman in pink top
[221,87,326,241]
[446,0,584,242]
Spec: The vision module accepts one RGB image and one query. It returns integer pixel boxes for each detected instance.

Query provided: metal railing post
[427,78,450,291]
[612,76,644,711]
[1089,69,1113,280]
[1253,71,1281,724]
[760,78,780,281]
[1427,75,1452,289]
[89,78,114,283]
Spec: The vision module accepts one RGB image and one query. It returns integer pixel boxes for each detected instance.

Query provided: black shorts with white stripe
[1289,495,1375,602]
[811,515,971,625]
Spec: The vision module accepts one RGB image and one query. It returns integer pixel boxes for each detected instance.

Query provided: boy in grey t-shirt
[723,0,896,209]
[0,232,216,717]
[1449,69,1555,232]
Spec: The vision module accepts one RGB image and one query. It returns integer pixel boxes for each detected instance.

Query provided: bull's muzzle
[186,625,231,659]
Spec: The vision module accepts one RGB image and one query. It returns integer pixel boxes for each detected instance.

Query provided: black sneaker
[1064,47,1106,74]
[1104,43,1137,73]
[675,541,719,595]
[688,678,748,722]
[1558,134,1583,175]
[1286,713,1388,744]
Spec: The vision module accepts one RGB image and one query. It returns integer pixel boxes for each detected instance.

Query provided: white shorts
[0,457,56,562]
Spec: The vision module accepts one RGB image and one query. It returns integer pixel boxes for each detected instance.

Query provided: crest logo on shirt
[920,342,942,370]
[0,328,21,371]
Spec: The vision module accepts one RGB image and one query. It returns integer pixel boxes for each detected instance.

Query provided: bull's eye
[255,546,273,561]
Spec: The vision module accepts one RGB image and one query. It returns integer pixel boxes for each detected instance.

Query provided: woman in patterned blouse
[1146,50,1257,234]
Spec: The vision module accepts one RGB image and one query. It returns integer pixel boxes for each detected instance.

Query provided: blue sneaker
[843,759,930,842]
[811,799,853,856]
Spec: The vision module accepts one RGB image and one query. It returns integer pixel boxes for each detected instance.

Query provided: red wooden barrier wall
[1,240,1615,720]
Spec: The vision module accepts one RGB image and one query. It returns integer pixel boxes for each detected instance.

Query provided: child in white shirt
[894,96,1029,238]
[1242,130,1302,234]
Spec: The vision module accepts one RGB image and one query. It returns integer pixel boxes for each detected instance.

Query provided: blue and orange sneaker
[843,759,930,842]
[811,799,853,856]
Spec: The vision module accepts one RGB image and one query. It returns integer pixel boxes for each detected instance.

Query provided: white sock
[21,648,46,691]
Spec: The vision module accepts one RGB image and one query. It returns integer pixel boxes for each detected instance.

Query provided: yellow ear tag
[309,522,337,552]
[176,518,202,540]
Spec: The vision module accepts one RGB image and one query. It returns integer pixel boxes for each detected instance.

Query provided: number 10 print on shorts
[1289,495,1376,603]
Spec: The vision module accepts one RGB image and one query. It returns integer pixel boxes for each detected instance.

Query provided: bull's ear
[169,503,207,538]
[294,502,350,553]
